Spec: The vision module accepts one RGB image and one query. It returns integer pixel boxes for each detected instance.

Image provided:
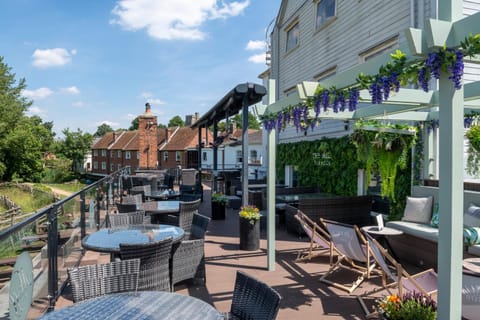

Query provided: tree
[94,123,114,137]
[231,112,261,130]
[57,128,93,173]
[168,115,185,127]
[129,117,139,130]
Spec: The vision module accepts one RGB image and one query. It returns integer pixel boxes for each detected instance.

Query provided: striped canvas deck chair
[319,218,377,293]
[294,209,334,264]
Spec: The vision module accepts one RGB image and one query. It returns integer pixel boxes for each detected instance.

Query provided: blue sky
[0,0,279,136]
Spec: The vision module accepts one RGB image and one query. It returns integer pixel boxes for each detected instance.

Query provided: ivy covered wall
[276,137,361,196]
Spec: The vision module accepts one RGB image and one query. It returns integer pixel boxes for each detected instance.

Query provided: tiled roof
[113,131,138,150]
[160,127,212,151]
[92,132,115,149]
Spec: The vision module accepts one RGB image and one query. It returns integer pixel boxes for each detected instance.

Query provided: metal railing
[0,167,129,312]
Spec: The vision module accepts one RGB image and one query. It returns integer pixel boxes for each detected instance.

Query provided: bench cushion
[401,196,433,224]
[468,245,480,256]
[386,220,439,243]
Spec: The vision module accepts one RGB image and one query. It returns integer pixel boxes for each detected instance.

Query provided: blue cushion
[430,202,439,228]
[463,227,480,245]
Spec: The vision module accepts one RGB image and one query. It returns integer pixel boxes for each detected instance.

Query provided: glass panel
[316,0,336,29]
[286,23,299,51]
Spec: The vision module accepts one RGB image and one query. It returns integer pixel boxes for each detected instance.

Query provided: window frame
[101,149,106,157]
[285,19,300,52]
[125,151,131,160]
[315,0,337,30]
[101,162,106,170]
[314,66,337,82]
[163,151,169,161]
[176,151,181,162]
[117,150,122,158]
[359,36,399,63]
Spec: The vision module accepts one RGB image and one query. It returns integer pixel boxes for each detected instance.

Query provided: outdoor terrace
[27,182,409,320]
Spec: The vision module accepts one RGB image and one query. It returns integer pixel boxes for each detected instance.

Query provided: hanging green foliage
[466,124,480,177]
[351,120,417,201]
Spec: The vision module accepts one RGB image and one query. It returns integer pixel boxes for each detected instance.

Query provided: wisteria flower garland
[261,33,480,133]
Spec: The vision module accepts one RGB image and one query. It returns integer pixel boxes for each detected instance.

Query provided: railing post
[95,187,101,230]
[80,191,86,240]
[47,205,58,311]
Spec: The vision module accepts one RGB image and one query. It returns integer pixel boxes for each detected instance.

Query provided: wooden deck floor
[29,183,389,320]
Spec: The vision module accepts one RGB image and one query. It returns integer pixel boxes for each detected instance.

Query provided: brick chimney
[137,103,158,169]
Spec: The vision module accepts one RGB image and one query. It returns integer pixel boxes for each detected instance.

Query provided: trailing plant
[261,34,480,133]
[276,137,360,196]
[351,120,417,201]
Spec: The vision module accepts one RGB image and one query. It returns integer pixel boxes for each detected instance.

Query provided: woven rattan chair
[120,237,173,292]
[171,213,211,290]
[319,218,377,293]
[223,270,281,320]
[67,258,140,303]
[121,194,143,205]
[178,198,201,233]
[108,210,149,227]
[116,202,138,213]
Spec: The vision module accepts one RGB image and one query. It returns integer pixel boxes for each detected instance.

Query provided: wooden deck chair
[294,209,334,264]
[357,232,438,316]
[319,218,377,294]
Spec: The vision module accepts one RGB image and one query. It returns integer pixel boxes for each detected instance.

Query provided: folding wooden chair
[357,232,438,316]
[294,209,334,264]
[319,218,377,293]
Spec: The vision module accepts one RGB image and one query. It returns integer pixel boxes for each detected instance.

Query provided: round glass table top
[82,224,184,253]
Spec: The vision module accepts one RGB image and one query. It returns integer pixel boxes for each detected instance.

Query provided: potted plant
[211,192,228,220]
[238,205,262,251]
[373,292,437,320]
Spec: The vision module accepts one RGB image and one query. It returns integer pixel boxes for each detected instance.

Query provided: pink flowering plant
[239,205,261,225]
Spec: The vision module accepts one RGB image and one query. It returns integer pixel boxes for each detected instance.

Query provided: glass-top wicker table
[82,224,184,254]
[38,291,224,320]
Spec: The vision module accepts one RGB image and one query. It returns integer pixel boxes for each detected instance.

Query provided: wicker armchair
[120,237,173,292]
[108,210,149,227]
[67,258,140,303]
[223,271,281,320]
[121,194,142,205]
[171,213,210,290]
[116,202,138,213]
[177,198,201,233]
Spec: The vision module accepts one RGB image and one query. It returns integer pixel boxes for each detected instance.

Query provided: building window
[236,150,242,163]
[117,150,122,158]
[285,20,299,52]
[316,0,336,29]
[125,151,131,160]
[163,151,169,161]
[284,86,297,97]
[360,36,399,62]
[314,66,337,82]
[101,149,106,157]
[94,150,98,156]
[250,150,258,162]
[136,151,140,160]
[202,152,207,162]
[118,164,122,170]
[101,162,106,170]
[110,164,115,171]
[176,151,181,162]
[93,162,98,169]
[110,150,114,158]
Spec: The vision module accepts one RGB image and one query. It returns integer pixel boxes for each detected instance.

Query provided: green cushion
[463,227,480,246]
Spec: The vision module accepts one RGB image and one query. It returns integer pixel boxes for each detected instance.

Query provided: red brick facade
[137,103,158,170]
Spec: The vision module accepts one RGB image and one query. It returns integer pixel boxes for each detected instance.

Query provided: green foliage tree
[94,123,114,137]
[129,117,139,130]
[57,128,93,173]
[231,112,260,129]
[0,56,56,181]
[168,115,185,127]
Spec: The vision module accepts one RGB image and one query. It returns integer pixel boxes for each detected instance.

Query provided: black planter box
[239,218,260,251]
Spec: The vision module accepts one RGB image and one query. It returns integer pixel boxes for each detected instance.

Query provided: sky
[0,0,279,137]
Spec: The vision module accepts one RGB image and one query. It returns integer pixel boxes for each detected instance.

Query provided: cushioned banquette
[385,185,480,270]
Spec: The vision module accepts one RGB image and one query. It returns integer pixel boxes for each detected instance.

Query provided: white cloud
[32,48,76,68]
[28,105,46,115]
[96,120,119,127]
[248,53,266,64]
[140,92,166,105]
[246,40,265,51]
[111,0,250,40]
[22,87,54,100]
[61,86,80,95]
[72,101,85,107]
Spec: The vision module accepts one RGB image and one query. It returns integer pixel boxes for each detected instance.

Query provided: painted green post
[437,1,464,319]
[267,79,276,271]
